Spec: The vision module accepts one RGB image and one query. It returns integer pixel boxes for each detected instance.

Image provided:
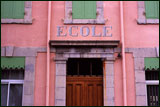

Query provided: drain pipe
[46,1,51,106]
[120,1,127,106]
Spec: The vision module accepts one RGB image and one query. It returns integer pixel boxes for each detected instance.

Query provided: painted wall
[1,1,158,106]
[123,1,159,48]
[34,53,55,106]
[51,1,120,41]
[114,53,136,106]
[1,1,158,47]
[1,1,48,47]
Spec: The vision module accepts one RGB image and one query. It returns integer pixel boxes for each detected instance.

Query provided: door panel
[66,84,73,106]
[66,76,103,106]
[74,83,84,106]
[97,84,103,106]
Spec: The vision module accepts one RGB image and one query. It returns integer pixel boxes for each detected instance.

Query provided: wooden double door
[66,76,103,106]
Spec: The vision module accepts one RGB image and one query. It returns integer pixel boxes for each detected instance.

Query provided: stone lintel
[50,40,120,48]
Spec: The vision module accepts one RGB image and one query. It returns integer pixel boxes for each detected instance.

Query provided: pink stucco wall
[34,53,55,106]
[1,1,158,47]
[51,1,120,41]
[1,1,48,47]
[125,53,136,106]
[1,1,158,106]
[114,53,123,106]
[123,1,159,48]
[114,53,136,106]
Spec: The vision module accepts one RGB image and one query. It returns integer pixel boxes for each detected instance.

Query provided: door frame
[54,47,115,106]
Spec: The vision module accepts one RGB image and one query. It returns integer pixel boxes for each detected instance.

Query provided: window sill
[1,19,32,24]
[1,1,32,24]
[64,19,105,25]
[137,19,159,24]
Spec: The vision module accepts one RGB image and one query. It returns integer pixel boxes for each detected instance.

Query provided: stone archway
[54,47,115,106]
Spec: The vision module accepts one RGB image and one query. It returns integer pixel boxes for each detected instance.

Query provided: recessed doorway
[66,58,103,106]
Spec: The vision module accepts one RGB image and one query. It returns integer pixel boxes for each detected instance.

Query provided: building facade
[1,1,159,106]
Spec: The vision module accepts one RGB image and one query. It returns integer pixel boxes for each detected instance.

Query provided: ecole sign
[57,26,112,37]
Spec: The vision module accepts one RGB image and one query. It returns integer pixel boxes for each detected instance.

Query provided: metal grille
[145,70,159,80]
[147,85,159,106]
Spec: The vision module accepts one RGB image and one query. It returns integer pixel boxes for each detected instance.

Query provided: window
[72,1,96,19]
[1,57,25,106]
[145,1,159,19]
[145,58,159,106]
[137,1,159,24]
[1,69,24,106]
[145,70,159,106]
[67,58,103,76]
[64,1,105,24]
[1,1,32,24]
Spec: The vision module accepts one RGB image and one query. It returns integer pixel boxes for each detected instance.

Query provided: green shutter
[1,1,24,19]
[1,1,14,18]
[145,1,159,19]
[72,1,85,19]
[1,57,25,69]
[144,58,159,70]
[84,1,96,19]
[13,1,25,19]
[72,1,96,19]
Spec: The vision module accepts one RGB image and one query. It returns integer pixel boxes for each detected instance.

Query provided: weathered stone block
[55,88,66,100]
[6,46,14,56]
[25,1,32,8]
[55,100,65,106]
[135,71,145,83]
[138,1,145,8]
[56,64,66,76]
[24,81,33,95]
[1,47,5,56]
[105,63,114,76]
[105,76,114,88]
[136,95,147,106]
[134,58,144,70]
[55,76,66,88]
[135,83,147,96]
[106,88,114,100]
[104,100,114,106]
[22,95,34,106]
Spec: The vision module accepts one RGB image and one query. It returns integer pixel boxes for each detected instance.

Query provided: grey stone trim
[1,1,32,24]
[50,40,120,48]
[156,47,159,57]
[54,47,115,106]
[137,1,159,24]
[126,48,157,106]
[114,47,158,106]
[1,47,5,56]
[126,48,157,58]
[103,59,115,106]
[1,46,47,57]
[64,1,105,24]
[23,56,36,106]
[55,60,67,106]
[1,46,46,106]
[5,46,14,56]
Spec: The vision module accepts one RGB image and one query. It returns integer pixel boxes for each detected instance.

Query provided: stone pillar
[103,57,115,106]
[23,56,36,106]
[134,57,147,106]
[54,58,67,106]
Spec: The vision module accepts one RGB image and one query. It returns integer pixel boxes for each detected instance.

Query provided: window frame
[137,1,159,24]
[1,1,32,24]
[64,1,105,24]
[1,80,24,106]
[145,71,159,106]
